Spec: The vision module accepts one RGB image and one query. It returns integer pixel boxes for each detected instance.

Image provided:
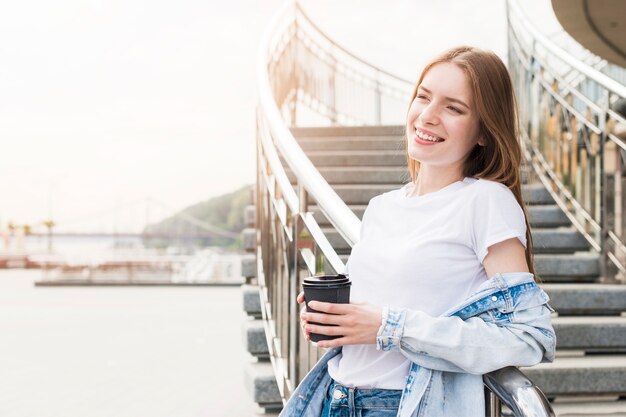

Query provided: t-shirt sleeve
[472,183,527,264]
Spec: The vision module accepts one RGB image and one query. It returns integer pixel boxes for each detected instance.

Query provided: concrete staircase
[241,203,282,415]
[245,125,626,416]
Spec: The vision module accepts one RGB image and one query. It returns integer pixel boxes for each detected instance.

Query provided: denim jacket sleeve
[376,275,556,375]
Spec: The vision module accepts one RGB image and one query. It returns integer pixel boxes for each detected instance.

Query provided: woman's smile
[413,127,445,144]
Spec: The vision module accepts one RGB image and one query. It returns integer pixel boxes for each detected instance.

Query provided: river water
[0,269,262,417]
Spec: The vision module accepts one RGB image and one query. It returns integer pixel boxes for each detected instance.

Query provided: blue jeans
[320,380,402,417]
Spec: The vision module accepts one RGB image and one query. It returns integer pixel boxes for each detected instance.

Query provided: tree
[42,219,55,253]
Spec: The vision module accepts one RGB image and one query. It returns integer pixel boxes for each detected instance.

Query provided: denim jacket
[279,272,556,417]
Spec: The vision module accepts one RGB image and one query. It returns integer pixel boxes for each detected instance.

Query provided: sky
[0,0,559,233]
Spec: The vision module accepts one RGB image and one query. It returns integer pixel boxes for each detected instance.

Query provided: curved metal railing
[484,367,555,417]
[256,1,556,415]
[507,0,626,281]
[265,2,412,127]
[255,0,412,401]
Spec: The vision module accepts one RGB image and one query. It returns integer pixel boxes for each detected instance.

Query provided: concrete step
[241,254,256,280]
[335,254,606,285]
[311,204,367,225]
[521,165,533,184]
[293,140,530,186]
[542,283,626,315]
[333,257,610,314]
[245,205,255,228]
[311,184,396,205]
[535,253,600,282]
[322,228,351,252]
[244,360,282,408]
[551,399,626,417]
[532,228,590,254]
[286,156,530,187]
[287,167,408,185]
[310,204,571,229]
[292,172,539,199]
[284,150,407,167]
[305,184,556,206]
[242,284,262,318]
[321,227,592,255]
[291,125,404,138]
[243,319,269,358]
[243,228,256,252]
[523,184,555,205]
[522,354,626,397]
[310,254,617,315]
[528,205,571,227]
[297,137,405,151]
[553,316,626,351]
[288,167,521,191]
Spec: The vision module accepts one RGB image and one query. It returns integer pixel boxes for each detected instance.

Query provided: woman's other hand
[297,291,311,341]
[301,300,382,348]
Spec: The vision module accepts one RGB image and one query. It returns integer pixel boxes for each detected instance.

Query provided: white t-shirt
[327,177,527,389]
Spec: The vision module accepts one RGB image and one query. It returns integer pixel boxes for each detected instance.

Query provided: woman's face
[406,62,484,172]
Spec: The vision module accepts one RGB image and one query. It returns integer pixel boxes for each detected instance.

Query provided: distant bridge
[19,196,242,241]
[28,232,233,240]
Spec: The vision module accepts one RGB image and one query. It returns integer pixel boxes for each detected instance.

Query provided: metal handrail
[508,0,626,99]
[507,0,626,280]
[484,367,556,417]
[257,1,361,248]
[294,3,412,85]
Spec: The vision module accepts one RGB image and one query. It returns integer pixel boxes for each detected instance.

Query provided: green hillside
[143,185,252,249]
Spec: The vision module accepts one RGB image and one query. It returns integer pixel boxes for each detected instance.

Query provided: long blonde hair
[406,46,537,280]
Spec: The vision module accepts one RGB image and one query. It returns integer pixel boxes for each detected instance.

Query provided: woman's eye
[416,95,429,100]
[448,106,462,114]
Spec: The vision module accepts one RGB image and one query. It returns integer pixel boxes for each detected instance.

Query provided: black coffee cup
[302,274,351,342]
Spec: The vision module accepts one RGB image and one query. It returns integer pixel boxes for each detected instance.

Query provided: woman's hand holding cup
[301,300,383,348]
[297,274,383,349]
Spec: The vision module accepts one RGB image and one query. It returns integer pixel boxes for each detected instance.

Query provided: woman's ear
[477,136,486,146]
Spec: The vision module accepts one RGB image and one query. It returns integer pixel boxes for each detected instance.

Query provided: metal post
[294,183,309,387]
[599,90,610,281]
[617,140,626,282]
[329,55,338,125]
[484,389,502,417]
[298,183,308,213]
[290,15,299,126]
[490,393,502,417]
[374,75,382,125]
[283,185,301,393]
[290,212,301,387]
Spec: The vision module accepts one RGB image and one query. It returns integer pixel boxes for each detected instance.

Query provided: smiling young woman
[282,46,555,417]
[404,47,536,279]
